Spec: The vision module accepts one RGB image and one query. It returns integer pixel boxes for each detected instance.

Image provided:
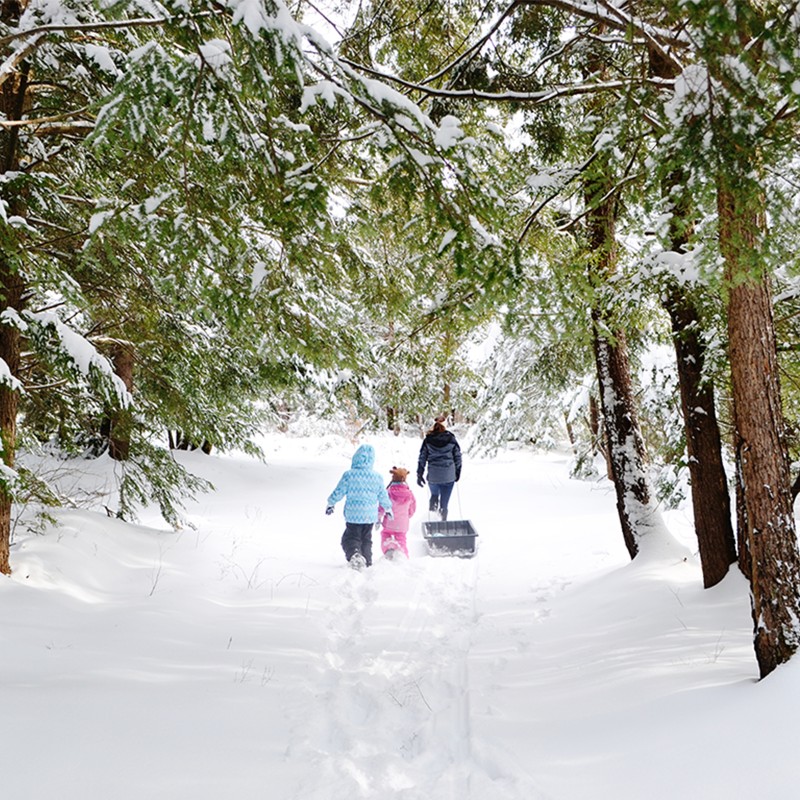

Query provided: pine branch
[335,56,661,104]
[518,152,599,244]
[420,0,527,88]
[0,13,212,49]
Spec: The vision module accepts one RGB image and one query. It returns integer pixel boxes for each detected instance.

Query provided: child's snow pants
[380,529,409,557]
[341,523,373,566]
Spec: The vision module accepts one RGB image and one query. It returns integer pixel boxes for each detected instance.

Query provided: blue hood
[351,444,375,470]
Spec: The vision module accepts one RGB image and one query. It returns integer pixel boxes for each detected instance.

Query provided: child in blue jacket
[326,444,393,569]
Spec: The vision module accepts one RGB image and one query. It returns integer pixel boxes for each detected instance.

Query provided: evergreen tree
[330,0,800,674]
[0,0,510,573]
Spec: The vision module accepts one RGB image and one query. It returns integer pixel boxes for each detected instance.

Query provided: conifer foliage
[0,0,505,573]
[329,0,800,677]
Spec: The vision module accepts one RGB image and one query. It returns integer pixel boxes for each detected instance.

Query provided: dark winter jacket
[418,431,462,484]
[327,444,393,524]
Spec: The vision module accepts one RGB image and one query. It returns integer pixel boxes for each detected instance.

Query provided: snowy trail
[4,436,772,800]
[289,553,484,799]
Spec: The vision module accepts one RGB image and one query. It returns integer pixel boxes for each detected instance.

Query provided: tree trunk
[108,343,134,461]
[586,172,652,560]
[0,271,23,576]
[648,41,736,586]
[659,172,736,587]
[718,173,800,678]
[581,36,665,558]
[664,285,736,587]
[591,318,650,559]
[734,434,752,581]
[0,18,28,574]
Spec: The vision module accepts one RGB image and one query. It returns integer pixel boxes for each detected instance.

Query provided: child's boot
[349,550,367,571]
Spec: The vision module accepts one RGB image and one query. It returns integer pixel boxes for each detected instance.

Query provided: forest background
[2,0,800,678]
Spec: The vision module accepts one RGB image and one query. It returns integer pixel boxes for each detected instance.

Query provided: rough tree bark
[734,435,751,581]
[649,14,739,586]
[663,285,736,587]
[0,1,29,574]
[580,35,659,559]
[108,343,134,461]
[718,168,800,678]
[660,185,736,587]
[0,266,23,576]
[586,175,652,560]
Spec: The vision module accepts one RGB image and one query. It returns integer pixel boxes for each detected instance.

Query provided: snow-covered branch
[0,109,93,131]
[0,14,192,49]
[336,57,667,104]
[522,0,690,53]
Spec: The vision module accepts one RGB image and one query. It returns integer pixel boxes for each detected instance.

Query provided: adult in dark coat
[417,420,462,521]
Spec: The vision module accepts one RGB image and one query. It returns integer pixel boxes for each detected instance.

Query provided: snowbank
[3,433,796,799]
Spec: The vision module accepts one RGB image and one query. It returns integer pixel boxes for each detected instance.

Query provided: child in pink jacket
[379,467,416,558]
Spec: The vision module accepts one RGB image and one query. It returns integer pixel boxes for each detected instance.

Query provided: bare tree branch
[0,108,92,131]
[421,0,527,87]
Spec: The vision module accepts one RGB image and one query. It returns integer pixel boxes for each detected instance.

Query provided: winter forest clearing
[4,0,800,796]
[5,431,796,800]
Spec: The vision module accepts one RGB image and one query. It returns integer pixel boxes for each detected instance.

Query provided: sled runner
[422,520,478,558]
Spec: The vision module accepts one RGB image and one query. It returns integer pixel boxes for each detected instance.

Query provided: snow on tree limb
[0,357,22,392]
[0,16,173,50]
[24,312,131,407]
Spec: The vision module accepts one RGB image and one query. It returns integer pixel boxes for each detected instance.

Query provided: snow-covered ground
[3,430,800,799]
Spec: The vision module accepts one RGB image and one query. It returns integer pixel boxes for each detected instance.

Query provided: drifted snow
[3,431,798,799]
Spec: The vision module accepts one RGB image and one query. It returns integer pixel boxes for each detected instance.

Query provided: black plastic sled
[422,520,478,558]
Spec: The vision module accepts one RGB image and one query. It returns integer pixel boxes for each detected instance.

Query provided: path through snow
[289,552,547,799]
[3,434,769,800]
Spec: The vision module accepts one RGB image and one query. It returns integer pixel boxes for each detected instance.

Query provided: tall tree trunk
[659,183,736,587]
[582,36,666,559]
[664,285,736,587]
[648,40,736,586]
[718,170,800,678]
[586,176,652,560]
[108,343,134,461]
[0,270,23,576]
[0,14,28,574]
[591,316,650,559]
